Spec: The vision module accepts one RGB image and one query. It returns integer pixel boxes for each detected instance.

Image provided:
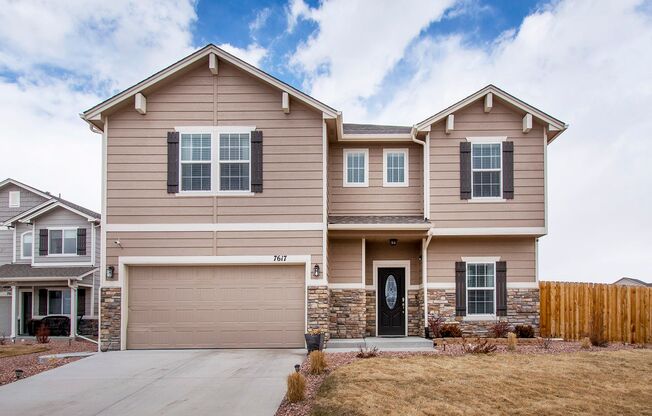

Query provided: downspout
[422,229,433,335]
[68,278,98,344]
[410,126,428,219]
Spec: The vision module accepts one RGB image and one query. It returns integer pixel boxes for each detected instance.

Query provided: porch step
[326,336,433,350]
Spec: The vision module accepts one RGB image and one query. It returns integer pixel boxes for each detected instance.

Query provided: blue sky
[0,0,651,283]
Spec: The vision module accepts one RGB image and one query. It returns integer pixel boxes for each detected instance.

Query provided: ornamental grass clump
[286,371,306,403]
[507,332,518,351]
[581,337,591,349]
[309,350,328,375]
[461,338,497,354]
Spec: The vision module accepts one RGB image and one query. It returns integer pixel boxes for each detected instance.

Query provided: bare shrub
[356,345,379,359]
[0,332,6,345]
[286,371,306,403]
[507,332,517,351]
[514,325,535,338]
[580,337,591,349]
[461,338,497,354]
[36,325,50,344]
[489,321,511,338]
[440,324,463,338]
[428,315,445,338]
[539,337,553,350]
[309,350,328,375]
[589,319,608,347]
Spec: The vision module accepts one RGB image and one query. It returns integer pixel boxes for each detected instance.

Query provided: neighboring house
[81,44,567,351]
[613,277,651,287]
[0,179,100,338]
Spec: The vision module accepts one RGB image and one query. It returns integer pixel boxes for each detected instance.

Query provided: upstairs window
[9,191,20,207]
[467,263,495,315]
[344,149,368,187]
[384,149,408,187]
[471,143,502,198]
[21,232,32,259]
[180,133,212,191]
[219,133,250,191]
[49,229,77,255]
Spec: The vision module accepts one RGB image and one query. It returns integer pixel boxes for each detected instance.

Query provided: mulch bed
[275,340,644,416]
[0,339,96,386]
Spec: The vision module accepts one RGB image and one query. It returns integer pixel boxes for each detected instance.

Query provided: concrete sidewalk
[0,349,304,416]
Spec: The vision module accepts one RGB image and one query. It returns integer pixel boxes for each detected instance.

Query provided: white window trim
[8,191,20,208]
[383,148,409,187]
[176,126,256,196]
[465,260,497,318]
[179,131,213,194]
[46,226,79,257]
[20,231,33,260]
[343,148,369,187]
[470,142,503,200]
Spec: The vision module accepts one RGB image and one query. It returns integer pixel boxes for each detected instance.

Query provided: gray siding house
[0,178,100,338]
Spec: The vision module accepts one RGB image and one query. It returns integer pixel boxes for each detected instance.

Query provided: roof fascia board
[0,276,85,282]
[19,201,99,223]
[0,179,51,200]
[83,45,338,123]
[2,199,57,226]
[328,223,430,230]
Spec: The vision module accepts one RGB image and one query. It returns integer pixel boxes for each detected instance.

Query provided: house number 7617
[273,255,287,262]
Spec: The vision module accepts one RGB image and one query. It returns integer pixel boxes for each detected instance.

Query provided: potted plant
[304,328,325,353]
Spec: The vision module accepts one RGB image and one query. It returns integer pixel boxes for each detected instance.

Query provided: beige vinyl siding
[427,236,536,283]
[106,230,322,281]
[328,143,423,216]
[106,60,324,224]
[365,240,422,286]
[429,100,545,228]
[33,207,92,264]
[14,222,32,264]
[328,238,362,284]
[0,184,48,223]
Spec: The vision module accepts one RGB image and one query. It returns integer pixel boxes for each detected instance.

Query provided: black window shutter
[455,261,467,316]
[39,229,48,256]
[38,289,48,315]
[77,288,86,316]
[503,141,514,199]
[251,130,263,193]
[167,131,180,193]
[496,261,508,316]
[460,142,472,199]
[77,228,87,255]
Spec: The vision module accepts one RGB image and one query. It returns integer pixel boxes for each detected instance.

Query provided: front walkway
[0,349,304,416]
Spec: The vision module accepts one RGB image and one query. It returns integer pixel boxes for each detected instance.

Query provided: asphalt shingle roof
[0,264,97,279]
[329,215,428,225]
[342,123,412,135]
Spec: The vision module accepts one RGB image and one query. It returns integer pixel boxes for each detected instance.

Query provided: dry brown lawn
[312,349,652,416]
[0,344,49,358]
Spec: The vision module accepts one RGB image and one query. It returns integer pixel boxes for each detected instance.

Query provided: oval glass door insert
[385,275,398,310]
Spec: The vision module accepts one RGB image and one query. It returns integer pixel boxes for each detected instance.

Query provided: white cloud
[286,0,312,32]
[218,42,268,67]
[250,7,272,33]
[288,0,458,119]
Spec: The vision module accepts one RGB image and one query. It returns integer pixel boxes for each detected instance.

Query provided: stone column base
[100,287,121,351]
[329,289,366,339]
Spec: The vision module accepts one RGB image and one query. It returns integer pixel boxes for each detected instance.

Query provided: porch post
[10,285,17,338]
[70,285,77,338]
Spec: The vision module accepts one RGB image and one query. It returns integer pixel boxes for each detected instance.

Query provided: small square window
[9,191,20,208]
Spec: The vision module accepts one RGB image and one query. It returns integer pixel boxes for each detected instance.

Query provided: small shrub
[507,332,517,351]
[440,324,463,338]
[489,321,511,338]
[538,337,553,350]
[356,345,379,358]
[427,315,445,338]
[309,350,328,374]
[589,319,608,347]
[36,325,50,344]
[286,372,306,403]
[0,332,6,345]
[462,338,497,354]
[514,325,534,338]
[580,337,591,349]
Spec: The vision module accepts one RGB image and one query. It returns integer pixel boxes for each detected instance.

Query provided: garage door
[126,265,305,349]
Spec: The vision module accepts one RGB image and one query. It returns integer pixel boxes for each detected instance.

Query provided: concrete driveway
[0,349,305,416]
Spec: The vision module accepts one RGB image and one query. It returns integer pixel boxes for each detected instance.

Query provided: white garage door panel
[127,265,305,349]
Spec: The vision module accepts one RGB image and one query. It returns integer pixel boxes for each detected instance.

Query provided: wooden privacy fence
[539,281,652,344]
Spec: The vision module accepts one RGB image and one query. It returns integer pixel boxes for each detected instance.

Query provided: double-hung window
[343,149,368,187]
[383,149,408,187]
[467,263,495,315]
[180,133,212,191]
[219,133,250,191]
[21,232,32,259]
[48,290,71,315]
[49,229,77,255]
[471,143,502,198]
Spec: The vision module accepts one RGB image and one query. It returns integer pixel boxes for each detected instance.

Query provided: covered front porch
[327,219,430,339]
[0,264,97,339]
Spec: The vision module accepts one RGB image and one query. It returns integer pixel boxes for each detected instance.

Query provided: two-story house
[0,179,101,338]
[81,45,566,350]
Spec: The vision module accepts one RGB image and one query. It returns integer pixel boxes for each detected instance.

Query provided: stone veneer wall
[365,290,376,337]
[427,288,539,336]
[78,318,99,337]
[307,286,330,339]
[408,289,425,336]
[329,289,366,338]
[100,287,121,351]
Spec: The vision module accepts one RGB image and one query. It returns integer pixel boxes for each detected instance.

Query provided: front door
[378,267,406,336]
[21,292,32,335]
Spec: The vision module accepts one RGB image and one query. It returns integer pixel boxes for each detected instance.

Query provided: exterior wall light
[389,239,398,246]
[106,266,114,279]
[313,264,320,278]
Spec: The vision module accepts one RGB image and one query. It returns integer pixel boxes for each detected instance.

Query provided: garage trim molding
[115,255,323,350]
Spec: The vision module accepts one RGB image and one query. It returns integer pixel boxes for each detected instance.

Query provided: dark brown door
[378,267,405,336]
[21,292,32,335]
